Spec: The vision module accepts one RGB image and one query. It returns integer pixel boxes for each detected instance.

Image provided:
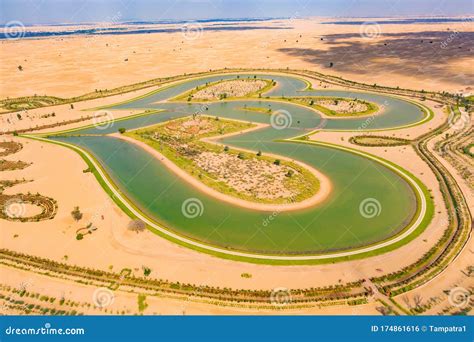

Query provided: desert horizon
[0,1,472,340]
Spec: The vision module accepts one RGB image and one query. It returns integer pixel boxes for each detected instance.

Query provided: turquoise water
[50,73,425,254]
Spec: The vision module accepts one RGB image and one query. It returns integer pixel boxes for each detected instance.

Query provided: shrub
[142,266,152,277]
[71,207,83,222]
[128,219,146,233]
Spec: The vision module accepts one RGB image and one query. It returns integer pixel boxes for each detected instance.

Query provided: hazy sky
[1,0,472,25]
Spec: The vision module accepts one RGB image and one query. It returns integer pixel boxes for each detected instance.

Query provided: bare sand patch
[3,202,43,219]
[193,151,297,200]
[189,79,268,100]
[317,98,367,113]
[1,18,472,100]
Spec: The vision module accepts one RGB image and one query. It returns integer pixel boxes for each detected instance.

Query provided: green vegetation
[142,266,152,277]
[1,249,370,309]
[288,97,379,117]
[350,135,411,147]
[462,143,473,158]
[0,70,247,113]
[172,78,275,102]
[137,294,148,313]
[0,141,58,223]
[238,106,273,114]
[125,116,320,205]
[0,96,64,112]
[20,70,437,265]
[71,206,83,222]
[7,69,470,316]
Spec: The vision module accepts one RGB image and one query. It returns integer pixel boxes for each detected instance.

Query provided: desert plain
[0,17,472,316]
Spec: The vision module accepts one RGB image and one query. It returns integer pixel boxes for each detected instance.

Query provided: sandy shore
[109,123,332,212]
[0,93,448,288]
[0,23,471,314]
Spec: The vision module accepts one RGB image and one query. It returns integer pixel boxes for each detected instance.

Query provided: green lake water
[50,73,425,254]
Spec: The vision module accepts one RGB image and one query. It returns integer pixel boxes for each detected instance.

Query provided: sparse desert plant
[376,305,393,315]
[128,219,146,233]
[413,294,423,309]
[71,206,83,222]
[142,266,152,277]
[138,294,148,313]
